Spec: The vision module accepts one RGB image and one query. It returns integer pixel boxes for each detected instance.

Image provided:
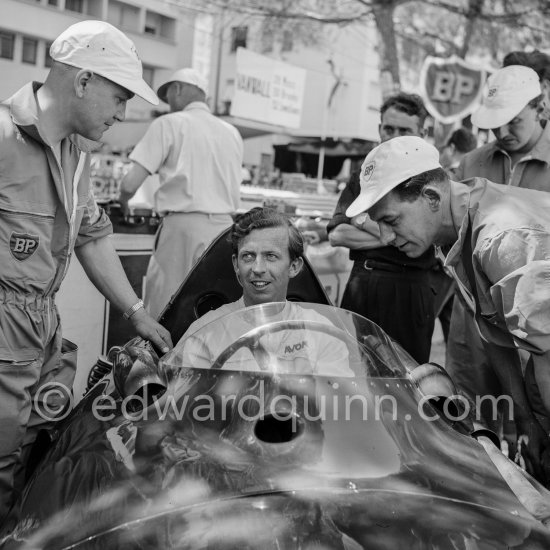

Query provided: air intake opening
[254,413,304,443]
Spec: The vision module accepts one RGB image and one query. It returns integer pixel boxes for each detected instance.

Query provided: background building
[1,0,196,141]
[210,11,382,177]
[2,0,383,175]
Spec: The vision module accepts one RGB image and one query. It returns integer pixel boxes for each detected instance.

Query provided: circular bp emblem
[362,161,375,182]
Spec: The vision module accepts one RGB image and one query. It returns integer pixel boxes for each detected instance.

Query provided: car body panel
[3,304,550,549]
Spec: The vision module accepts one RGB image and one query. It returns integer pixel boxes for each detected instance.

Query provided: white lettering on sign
[419,55,486,124]
[431,71,476,104]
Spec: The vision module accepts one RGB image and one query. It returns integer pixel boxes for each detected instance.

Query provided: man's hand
[129,309,173,355]
[302,230,322,245]
[118,191,131,218]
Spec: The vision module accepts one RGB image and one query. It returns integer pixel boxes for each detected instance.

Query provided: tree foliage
[172,0,550,95]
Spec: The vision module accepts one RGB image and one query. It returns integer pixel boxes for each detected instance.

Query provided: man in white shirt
[120,68,244,319]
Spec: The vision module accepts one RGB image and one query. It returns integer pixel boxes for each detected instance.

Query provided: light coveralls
[441,179,550,441]
[0,83,112,520]
[446,128,550,433]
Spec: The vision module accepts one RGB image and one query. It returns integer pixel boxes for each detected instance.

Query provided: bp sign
[419,55,487,124]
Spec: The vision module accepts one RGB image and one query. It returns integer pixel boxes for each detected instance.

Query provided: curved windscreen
[160,302,417,379]
[12,304,550,549]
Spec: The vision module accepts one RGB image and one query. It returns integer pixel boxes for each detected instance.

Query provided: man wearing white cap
[458,65,549,189]
[348,135,550,484]
[120,68,244,320]
[446,65,550,437]
[0,20,172,520]
[327,92,437,364]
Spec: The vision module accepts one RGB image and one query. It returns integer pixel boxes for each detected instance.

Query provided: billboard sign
[230,48,306,129]
[419,55,486,124]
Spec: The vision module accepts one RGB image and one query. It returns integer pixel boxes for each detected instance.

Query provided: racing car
[2,228,550,549]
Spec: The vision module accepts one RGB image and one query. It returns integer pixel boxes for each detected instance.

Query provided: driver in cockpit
[175,207,351,375]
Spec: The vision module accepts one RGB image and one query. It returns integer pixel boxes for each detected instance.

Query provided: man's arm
[327,172,384,250]
[75,235,172,353]
[119,163,150,216]
[480,230,550,353]
[328,217,384,250]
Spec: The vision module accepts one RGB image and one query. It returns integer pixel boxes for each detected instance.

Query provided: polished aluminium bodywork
[3,302,550,549]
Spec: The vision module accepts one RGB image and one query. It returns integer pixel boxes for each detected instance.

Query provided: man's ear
[422,185,442,211]
[289,256,304,279]
[232,254,243,287]
[74,69,94,98]
[418,126,427,138]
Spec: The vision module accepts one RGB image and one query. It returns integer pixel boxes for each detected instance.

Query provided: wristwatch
[123,299,144,320]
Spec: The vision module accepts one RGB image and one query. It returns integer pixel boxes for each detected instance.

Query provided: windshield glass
[160,302,416,378]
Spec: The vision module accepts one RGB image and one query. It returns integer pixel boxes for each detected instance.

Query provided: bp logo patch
[10,232,39,261]
[362,161,375,182]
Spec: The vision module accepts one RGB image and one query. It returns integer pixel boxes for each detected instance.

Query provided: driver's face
[233,227,302,306]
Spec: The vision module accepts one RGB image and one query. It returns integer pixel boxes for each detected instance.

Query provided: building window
[144,11,175,39]
[65,0,84,13]
[108,1,140,33]
[44,41,53,68]
[230,26,247,52]
[22,37,38,65]
[281,30,293,52]
[0,31,15,60]
[144,11,158,35]
[48,0,59,5]
[261,32,274,54]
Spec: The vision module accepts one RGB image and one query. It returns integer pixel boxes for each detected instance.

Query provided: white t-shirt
[175,299,352,376]
[130,102,243,216]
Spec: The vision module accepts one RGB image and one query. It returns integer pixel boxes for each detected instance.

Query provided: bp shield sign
[419,55,486,124]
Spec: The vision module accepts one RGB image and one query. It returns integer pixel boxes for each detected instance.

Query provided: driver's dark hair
[230,207,304,260]
[393,168,448,202]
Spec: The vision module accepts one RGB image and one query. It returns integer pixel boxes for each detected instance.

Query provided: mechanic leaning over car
[346,136,550,486]
[446,64,550,442]
[0,20,172,522]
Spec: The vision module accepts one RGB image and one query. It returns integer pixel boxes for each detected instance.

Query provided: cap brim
[471,104,524,130]
[109,73,159,105]
[346,186,387,218]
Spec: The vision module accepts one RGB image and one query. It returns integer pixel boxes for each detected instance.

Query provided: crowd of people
[332,53,550,485]
[2,15,550,527]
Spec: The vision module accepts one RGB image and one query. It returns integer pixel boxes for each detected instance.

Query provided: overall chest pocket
[0,206,57,286]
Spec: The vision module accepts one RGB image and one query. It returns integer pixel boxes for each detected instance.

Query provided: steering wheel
[209,319,350,371]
